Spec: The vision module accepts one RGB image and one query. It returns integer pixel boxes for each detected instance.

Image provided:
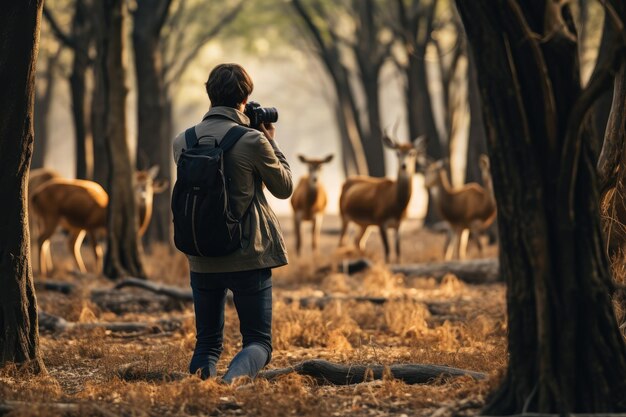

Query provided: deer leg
[338,216,349,247]
[354,226,371,252]
[294,212,302,256]
[444,230,457,261]
[379,225,390,263]
[312,213,323,254]
[459,228,471,260]
[68,228,87,273]
[37,217,58,277]
[470,228,484,256]
[88,231,103,273]
[394,226,401,263]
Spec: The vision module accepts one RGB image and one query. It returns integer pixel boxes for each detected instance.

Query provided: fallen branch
[390,258,500,283]
[38,311,181,334]
[258,359,485,385]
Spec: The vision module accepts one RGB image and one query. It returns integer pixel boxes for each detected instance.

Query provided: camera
[244,101,278,129]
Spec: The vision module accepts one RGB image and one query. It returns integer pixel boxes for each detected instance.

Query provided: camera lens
[260,107,278,124]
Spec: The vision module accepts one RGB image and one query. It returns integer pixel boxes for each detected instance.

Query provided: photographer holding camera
[172,63,292,383]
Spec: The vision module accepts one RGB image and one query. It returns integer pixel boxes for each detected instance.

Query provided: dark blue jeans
[189,268,272,382]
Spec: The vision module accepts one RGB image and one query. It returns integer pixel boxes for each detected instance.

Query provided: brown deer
[424,159,496,260]
[338,134,427,262]
[30,166,167,276]
[291,154,334,255]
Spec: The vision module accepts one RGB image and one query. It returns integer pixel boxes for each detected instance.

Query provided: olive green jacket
[172,106,293,273]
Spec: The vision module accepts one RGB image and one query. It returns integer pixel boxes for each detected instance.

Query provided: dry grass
[1,217,507,416]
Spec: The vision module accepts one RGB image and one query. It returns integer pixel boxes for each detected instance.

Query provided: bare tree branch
[163,0,245,91]
[43,5,76,49]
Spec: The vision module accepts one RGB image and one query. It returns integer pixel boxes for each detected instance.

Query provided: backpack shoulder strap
[184,126,198,150]
[218,125,249,153]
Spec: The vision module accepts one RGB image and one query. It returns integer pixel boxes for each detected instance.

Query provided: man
[172,63,292,383]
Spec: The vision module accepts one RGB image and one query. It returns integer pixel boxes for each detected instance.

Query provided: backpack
[172,124,250,257]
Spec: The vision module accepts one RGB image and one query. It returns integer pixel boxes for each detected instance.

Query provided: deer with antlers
[291,154,334,255]
[338,133,426,262]
[425,158,496,260]
[30,166,167,276]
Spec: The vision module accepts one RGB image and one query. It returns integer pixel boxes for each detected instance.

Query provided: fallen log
[38,311,181,334]
[34,280,75,294]
[117,361,187,382]
[91,288,185,314]
[114,277,193,301]
[258,359,485,385]
[390,258,500,284]
[0,401,116,417]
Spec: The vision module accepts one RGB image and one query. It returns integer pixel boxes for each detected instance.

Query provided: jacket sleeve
[251,134,293,199]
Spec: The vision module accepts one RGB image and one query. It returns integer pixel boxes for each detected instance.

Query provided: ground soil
[1,216,506,416]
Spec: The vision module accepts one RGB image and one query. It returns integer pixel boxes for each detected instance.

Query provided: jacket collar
[202,106,250,126]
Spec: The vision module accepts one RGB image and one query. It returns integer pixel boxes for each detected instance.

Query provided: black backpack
[172,124,250,257]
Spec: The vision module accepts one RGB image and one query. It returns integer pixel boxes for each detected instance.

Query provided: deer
[338,133,427,262]
[290,154,334,255]
[30,166,168,276]
[424,158,496,260]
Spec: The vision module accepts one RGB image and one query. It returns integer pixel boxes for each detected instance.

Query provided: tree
[0,0,45,370]
[291,0,390,177]
[132,0,173,246]
[93,0,145,279]
[390,0,441,159]
[32,47,62,170]
[456,0,626,413]
[43,0,96,180]
[132,0,244,245]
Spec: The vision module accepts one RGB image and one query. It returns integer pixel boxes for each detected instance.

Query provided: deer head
[382,130,427,178]
[424,159,448,188]
[298,154,334,186]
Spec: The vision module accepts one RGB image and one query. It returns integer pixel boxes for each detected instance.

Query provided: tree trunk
[91,65,108,188]
[456,0,626,414]
[591,9,617,158]
[464,49,488,184]
[361,73,385,177]
[0,0,45,370]
[71,0,94,180]
[396,0,442,225]
[94,0,145,279]
[32,52,60,170]
[133,0,173,245]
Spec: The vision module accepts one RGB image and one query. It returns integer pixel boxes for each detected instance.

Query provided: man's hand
[259,123,276,140]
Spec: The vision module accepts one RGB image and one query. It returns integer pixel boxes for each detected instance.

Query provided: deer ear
[147,165,160,179]
[152,179,169,193]
[298,154,308,163]
[412,135,427,151]
[323,154,334,163]
[382,133,397,149]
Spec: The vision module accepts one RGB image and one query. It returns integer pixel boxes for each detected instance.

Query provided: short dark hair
[205,63,254,108]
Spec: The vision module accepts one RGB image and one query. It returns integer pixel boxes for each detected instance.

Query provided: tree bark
[0,0,45,370]
[132,0,173,245]
[456,0,626,414]
[94,0,145,279]
[591,9,616,158]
